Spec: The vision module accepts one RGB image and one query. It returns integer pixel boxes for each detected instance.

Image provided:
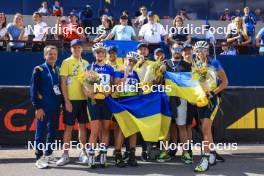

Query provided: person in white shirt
[32,12,48,51]
[138,11,167,44]
[38,1,50,16]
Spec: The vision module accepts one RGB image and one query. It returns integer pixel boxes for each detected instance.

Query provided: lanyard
[171,58,181,71]
[44,62,59,86]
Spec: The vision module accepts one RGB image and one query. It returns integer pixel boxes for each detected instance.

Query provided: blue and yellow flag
[106,92,171,142]
[164,71,208,107]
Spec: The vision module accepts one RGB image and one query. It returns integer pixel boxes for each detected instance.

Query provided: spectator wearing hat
[56,12,85,42]
[122,10,133,26]
[138,11,167,44]
[219,8,231,21]
[220,42,236,56]
[103,15,136,41]
[154,48,166,62]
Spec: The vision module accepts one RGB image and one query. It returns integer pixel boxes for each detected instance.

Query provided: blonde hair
[13,13,23,24]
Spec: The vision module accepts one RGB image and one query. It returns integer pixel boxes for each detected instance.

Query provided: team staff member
[30,45,62,169]
[56,39,89,166]
[193,41,228,172]
[114,52,141,167]
[83,43,115,168]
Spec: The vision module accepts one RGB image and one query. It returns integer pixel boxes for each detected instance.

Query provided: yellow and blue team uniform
[30,62,62,160]
[197,59,223,120]
[87,63,115,121]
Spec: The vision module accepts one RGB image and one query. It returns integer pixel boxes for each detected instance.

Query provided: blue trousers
[35,110,59,160]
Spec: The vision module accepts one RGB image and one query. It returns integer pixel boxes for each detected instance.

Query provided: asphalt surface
[0,145,264,176]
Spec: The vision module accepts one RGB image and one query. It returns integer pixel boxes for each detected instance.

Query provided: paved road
[0,145,264,176]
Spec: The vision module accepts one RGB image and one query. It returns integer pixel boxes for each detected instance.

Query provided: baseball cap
[154,48,164,55]
[137,43,148,49]
[147,11,154,17]
[68,12,77,17]
[120,14,128,19]
[70,39,82,47]
[181,44,192,51]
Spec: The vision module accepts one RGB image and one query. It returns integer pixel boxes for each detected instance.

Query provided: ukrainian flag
[106,92,171,142]
[164,71,208,107]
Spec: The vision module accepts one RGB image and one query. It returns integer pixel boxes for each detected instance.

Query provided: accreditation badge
[66,77,72,85]
[53,85,61,95]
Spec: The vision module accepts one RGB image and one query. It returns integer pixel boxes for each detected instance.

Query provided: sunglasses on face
[141,9,146,11]
[195,48,208,53]
[172,48,182,52]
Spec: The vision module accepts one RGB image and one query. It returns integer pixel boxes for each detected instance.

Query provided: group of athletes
[30,38,228,172]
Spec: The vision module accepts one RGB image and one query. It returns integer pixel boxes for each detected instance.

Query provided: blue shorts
[87,99,112,121]
[197,96,220,120]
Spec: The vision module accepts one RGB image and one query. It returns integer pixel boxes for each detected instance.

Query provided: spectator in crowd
[154,48,166,62]
[219,8,231,21]
[32,12,48,51]
[255,8,264,22]
[138,11,167,44]
[79,5,93,29]
[234,9,241,17]
[256,27,264,55]
[0,12,7,50]
[99,14,114,31]
[227,17,251,55]
[7,13,28,51]
[122,10,133,26]
[178,8,191,20]
[134,6,148,28]
[103,15,136,41]
[243,6,256,44]
[168,15,191,45]
[56,12,85,42]
[38,1,50,16]
[93,18,113,42]
[52,1,63,17]
[220,42,237,55]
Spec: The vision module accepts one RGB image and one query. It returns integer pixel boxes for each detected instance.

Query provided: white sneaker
[79,152,89,163]
[56,153,70,166]
[45,154,57,163]
[35,157,49,169]
[209,153,216,165]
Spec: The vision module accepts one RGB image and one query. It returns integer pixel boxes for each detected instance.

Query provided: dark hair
[33,12,42,18]
[105,18,113,29]
[0,12,7,28]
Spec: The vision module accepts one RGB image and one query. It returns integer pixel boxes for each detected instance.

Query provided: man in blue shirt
[103,15,136,41]
[243,7,257,44]
[30,45,62,169]
[256,27,264,55]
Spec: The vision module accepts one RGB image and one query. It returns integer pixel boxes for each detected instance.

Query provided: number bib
[99,73,111,86]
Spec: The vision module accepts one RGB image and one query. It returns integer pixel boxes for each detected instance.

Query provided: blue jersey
[116,70,140,96]
[208,59,223,72]
[257,27,264,52]
[87,63,115,86]
[30,62,62,111]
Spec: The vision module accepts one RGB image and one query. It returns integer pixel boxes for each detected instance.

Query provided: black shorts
[169,96,181,120]
[87,99,112,121]
[197,96,220,120]
[63,100,88,126]
[186,103,198,125]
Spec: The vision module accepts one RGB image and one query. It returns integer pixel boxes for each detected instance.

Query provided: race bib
[99,74,111,86]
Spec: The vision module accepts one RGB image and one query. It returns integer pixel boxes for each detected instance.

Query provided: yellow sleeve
[60,60,69,76]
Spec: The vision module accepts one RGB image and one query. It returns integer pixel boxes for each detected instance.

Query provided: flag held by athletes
[106,92,171,142]
[164,71,208,107]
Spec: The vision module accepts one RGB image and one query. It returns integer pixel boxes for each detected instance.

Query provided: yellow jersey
[60,55,89,100]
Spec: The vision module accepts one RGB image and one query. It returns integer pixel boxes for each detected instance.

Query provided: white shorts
[176,98,187,126]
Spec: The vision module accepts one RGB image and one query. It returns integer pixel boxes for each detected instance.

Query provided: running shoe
[56,153,70,166]
[194,155,209,172]
[157,151,171,162]
[35,157,49,169]
[181,151,193,164]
